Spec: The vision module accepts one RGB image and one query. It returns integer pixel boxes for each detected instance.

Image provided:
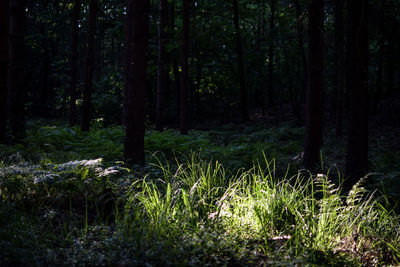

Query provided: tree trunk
[69,0,80,126]
[333,0,345,136]
[8,0,26,140]
[123,0,150,164]
[81,0,96,131]
[233,0,248,121]
[0,0,9,142]
[255,3,265,111]
[156,0,169,131]
[267,0,276,107]
[180,0,190,134]
[345,0,369,187]
[293,0,307,120]
[303,0,324,169]
[386,22,394,96]
[170,0,181,122]
[373,0,385,114]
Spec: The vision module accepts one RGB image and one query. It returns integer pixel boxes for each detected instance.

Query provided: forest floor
[0,114,399,266]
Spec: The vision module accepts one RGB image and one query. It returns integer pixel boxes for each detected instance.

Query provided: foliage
[1,120,399,266]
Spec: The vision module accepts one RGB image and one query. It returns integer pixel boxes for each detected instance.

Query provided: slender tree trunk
[345,0,369,187]
[8,0,26,140]
[123,0,150,164]
[0,0,9,142]
[333,0,345,136]
[81,0,96,131]
[122,0,131,126]
[386,0,395,96]
[70,0,80,126]
[267,0,276,107]
[170,0,181,121]
[303,0,323,169]
[180,0,190,134]
[374,0,385,114]
[293,0,307,119]
[233,0,248,121]
[156,0,169,131]
[386,28,394,96]
[255,3,265,111]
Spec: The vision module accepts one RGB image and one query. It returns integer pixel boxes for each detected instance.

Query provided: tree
[267,0,276,107]
[232,0,248,122]
[373,0,385,114]
[292,0,307,119]
[0,0,9,142]
[254,2,266,111]
[386,0,395,96]
[345,0,369,187]
[303,0,323,169]
[81,0,97,131]
[123,0,150,164]
[156,0,169,131]
[8,0,26,140]
[180,0,190,134]
[332,0,345,136]
[69,0,80,126]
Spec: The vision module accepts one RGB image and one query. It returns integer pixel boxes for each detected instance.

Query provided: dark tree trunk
[385,0,395,96]
[293,0,307,119]
[180,0,189,134]
[0,0,9,142]
[333,0,345,136]
[156,0,169,131]
[70,0,80,126]
[123,0,150,164]
[81,0,96,131]
[373,0,385,114]
[386,24,394,96]
[303,0,324,169]
[170,0,181,121]
[255,3,265,111]
[345,0,369,187]
[8,0,26,140]
[233,0,248,122]
[267,0,276,107]
[122,0,131,126]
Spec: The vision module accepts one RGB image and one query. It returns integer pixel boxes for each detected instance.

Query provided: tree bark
[333,0,345,136]
[267,0,276,107]
[0,0,9,142]
[156,0,169,131]
[303,0,324,169]
[123,0,150,164]
[255,3,265,111]
[386,16,394,96]
[8,0,26,140]
[69,0,80,126]
[81,0,97,131]
[373,0,385,114]
[170,0,181,122]
[180,0,190,134]
[293,0,307,119]
[233,0,248,121]
[345,0,369,187]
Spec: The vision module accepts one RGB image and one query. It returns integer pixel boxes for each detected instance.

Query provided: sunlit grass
[0,120,399,265]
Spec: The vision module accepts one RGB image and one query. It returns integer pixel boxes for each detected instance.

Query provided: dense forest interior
[1,0,400,265]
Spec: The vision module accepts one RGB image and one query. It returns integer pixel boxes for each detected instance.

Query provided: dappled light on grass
[0,121,399,265]
[117,155,400,265]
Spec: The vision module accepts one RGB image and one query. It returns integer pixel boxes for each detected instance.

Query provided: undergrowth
[0,120,399,266]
